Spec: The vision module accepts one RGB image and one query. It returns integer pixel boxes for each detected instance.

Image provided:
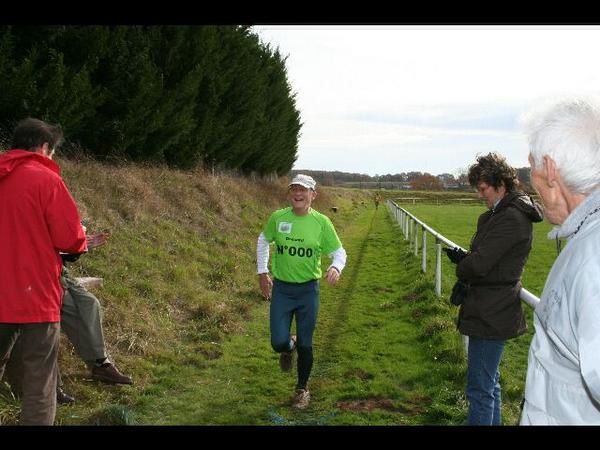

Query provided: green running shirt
[263,207,342,283]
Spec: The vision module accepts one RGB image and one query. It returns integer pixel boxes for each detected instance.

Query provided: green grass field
[109,200,555,425]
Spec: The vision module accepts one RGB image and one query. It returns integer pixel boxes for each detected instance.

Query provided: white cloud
[254,25,600,175]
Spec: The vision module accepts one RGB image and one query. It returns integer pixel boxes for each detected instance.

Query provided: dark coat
[456,191,544,340]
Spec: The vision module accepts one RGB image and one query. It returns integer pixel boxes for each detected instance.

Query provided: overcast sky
[252,25,600,176]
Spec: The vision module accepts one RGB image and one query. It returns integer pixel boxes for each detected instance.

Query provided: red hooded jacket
[0,150,87,323]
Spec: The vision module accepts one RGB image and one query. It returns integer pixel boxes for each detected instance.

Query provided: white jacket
[521,190,600,425]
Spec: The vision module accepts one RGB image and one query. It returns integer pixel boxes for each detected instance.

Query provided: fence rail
[394,197,482,206]
[387,200,540,309]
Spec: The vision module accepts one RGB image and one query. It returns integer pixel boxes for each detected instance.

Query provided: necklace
[572,205,600,236]
[555,205,600,255]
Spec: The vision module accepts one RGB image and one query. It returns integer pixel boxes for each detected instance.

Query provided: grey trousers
[0,322,59,425]
[3,278,108,394]
[61,279,108,366]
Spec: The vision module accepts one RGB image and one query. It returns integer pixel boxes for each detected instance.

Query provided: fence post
[414,223,419,256]
[435,239,442,297]
[421,228,427,273]
[402,211,405,236]
[400,209,404,229]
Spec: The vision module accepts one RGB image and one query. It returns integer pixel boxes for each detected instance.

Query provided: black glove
[60,252,83,264]
[443,247,467,264]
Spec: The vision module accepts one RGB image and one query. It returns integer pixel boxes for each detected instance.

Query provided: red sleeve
[44,178,87,254]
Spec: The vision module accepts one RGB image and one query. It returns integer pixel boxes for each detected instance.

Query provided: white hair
[522,97,600,194]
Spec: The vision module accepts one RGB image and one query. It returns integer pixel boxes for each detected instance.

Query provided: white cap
[289,174,317,190]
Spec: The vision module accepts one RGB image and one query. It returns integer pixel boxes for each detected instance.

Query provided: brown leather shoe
[292,388,310,409]
[91,363,133,385]
[57,386,75,404]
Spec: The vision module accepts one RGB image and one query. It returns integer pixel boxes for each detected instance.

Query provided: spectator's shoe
[56,386,75,404]
[279,335,297,372]
[91,363,133,385]
[292,388,310,409]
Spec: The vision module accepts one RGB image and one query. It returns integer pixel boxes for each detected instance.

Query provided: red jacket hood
[0,149,60,180]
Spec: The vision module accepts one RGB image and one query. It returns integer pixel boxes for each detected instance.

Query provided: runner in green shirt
[256,174,347,409]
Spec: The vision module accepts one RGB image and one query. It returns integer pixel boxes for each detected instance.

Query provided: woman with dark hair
[444,152,543,425]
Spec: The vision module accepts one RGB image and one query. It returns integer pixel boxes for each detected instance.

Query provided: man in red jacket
[0,118,87,425]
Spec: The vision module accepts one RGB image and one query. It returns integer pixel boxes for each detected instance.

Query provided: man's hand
[443,247,468,264]
[87,232,110,249]
[325,267,340,286]
[258,273,273,301]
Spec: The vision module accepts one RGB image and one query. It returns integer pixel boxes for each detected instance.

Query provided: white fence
[387,200,540,309]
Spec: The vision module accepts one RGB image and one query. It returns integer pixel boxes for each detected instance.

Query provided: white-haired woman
[521,97,600,425]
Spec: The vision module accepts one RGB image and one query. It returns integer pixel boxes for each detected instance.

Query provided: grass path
[132,205,450,425]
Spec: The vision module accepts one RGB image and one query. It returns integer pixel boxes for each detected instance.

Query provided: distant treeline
[0,25,301,175]
[291,168,533,192]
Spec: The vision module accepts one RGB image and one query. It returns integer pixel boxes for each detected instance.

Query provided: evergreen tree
[157,26,220,169]
[90,26,164,161]
[0,25,302,174]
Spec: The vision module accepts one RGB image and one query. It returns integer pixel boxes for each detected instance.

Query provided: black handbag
[450,280,469,306]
